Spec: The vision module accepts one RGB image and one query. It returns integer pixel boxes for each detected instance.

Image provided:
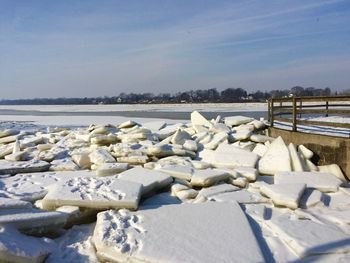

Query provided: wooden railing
[268,95,350,132]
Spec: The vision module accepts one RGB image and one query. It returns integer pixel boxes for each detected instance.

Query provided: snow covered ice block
[92,202,264,263]
[0,159,50,175]
[224,116,254,126]
[117,167,173,196]
[299,188,323,208]
[318,164,348,181]
[0,208,67,234]
[288,143,305,172]
[198,147,259,169]
[42,177,142,210]
[210,190,268,204]
[89,148,115,164]
[45,223,98,263]
[141,121,166,132]
[258,136,291,175]
[196,184,239,200]
[274,171,342,192]
[191,110,211,126]
[260,183,306,209]
[298,144,314,159]
[0,170,96,202]
[234,167,258,181]
[204,132,228,150]
[265,212,350,258]
[155,164,194,180]
[170,129,191,145]
[49,158,79,171]
[0,197,32,210]
[190,169,229,187]
[96,162,129,176]
[0,225,54,263]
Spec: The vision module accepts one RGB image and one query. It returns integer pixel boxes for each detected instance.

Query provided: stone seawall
[268,127,350,179]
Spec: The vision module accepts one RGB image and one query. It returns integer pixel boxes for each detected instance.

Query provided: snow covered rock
[92,202,264,263]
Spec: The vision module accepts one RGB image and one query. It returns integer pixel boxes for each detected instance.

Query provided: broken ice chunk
[265,212,350,258]
[260,183,306,209]
[191,111,211,126]
[118,167,173,196]
[258,136,291,175]
[0,159,50,175]
[89,148,115,164]
[190,168,229,187]
[224,116,254,126]
[275,171,342,192]
[0,225,54,263]
[92,202,264,263]
[0,197,32,210]
[95,162,129,176]
[42,177,142,210]
[0,208,67,234]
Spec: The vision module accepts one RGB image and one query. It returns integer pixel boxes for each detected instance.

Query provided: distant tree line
[0,86,338,105]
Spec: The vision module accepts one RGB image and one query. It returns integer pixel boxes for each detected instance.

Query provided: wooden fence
[268,95,350,132]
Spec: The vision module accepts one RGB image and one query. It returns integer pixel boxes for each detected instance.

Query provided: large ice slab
[93,202,264,263]
[0,208,67,234]
[0,159,50,175]
[46,223,98,263]
[190,168,229,187]
[0,197,32,209]
[258,136,291,175]
[210,190,268,204]
[198,146,259,169]
[265,212,350,258]
[224,116,254,126]
[0,225,54,263]
[0,170,96,201]
[275,171,342,192]
[260,183,306,209]
[191,111,211,126]
[117,167,173,195]
[42,177,142,210]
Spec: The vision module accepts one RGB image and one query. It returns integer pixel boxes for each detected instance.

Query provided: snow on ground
[0,110,350,262]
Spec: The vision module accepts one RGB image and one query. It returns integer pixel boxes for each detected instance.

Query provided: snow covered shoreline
[0,102,267,113]
[0,111,350,263]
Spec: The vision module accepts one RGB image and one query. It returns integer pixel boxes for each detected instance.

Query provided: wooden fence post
[292,97,297,132]
[270,99,274,127]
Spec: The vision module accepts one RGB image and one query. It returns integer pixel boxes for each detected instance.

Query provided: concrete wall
[268,127,350,179]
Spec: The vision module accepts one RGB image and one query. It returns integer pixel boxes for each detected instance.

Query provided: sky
[0,0,350,99]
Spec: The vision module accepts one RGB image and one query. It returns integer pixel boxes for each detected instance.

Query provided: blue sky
[0,0,350,99]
